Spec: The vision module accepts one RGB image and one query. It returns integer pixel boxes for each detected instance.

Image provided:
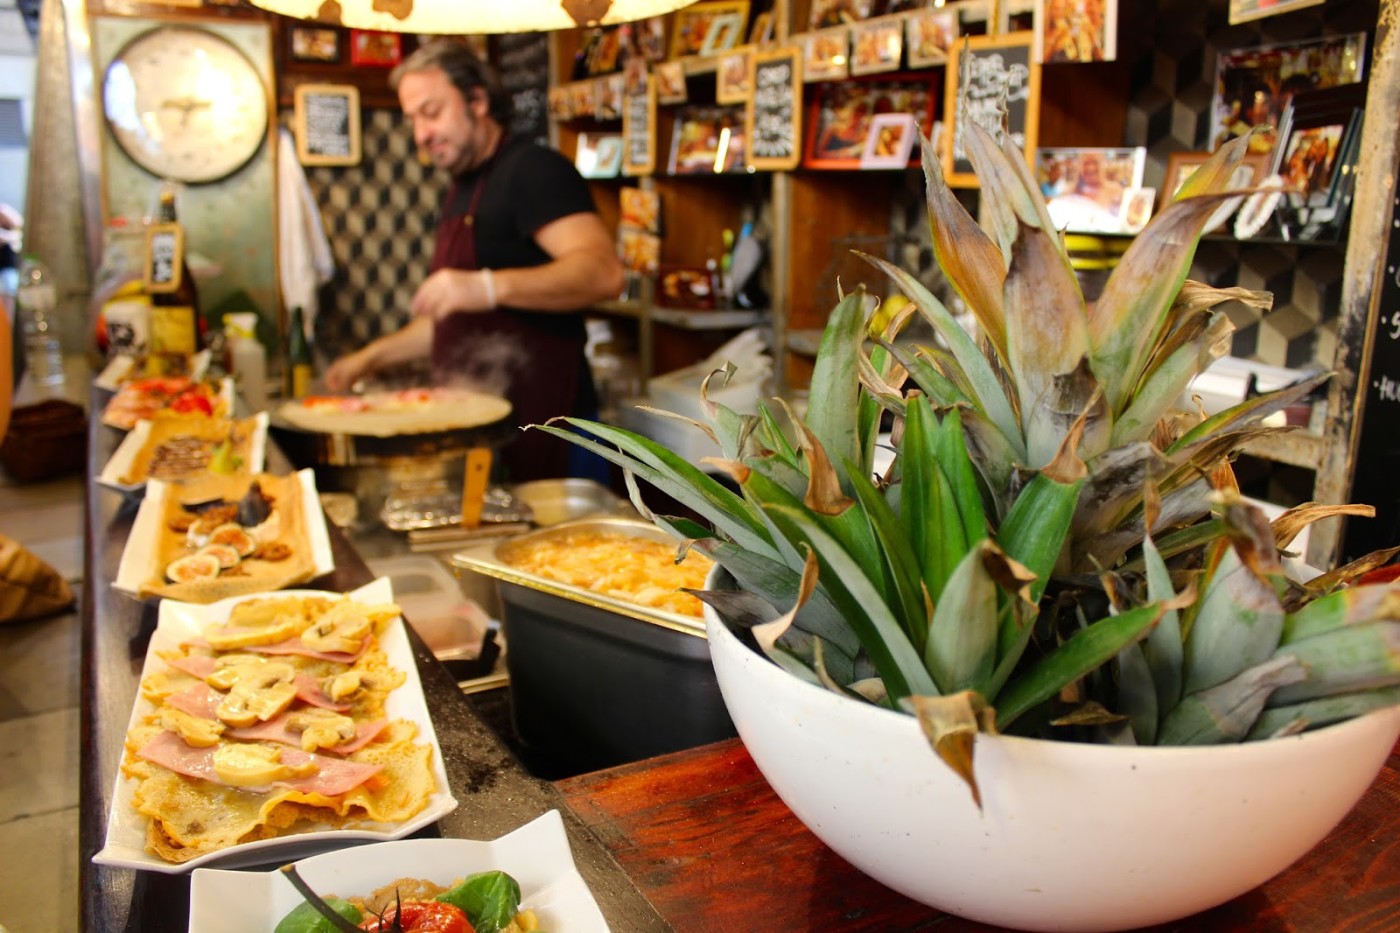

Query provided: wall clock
[102,26,271,184]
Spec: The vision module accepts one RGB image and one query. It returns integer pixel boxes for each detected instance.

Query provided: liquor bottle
[147,183,201,375]
[17,255,64,386]
[285,305,314,399]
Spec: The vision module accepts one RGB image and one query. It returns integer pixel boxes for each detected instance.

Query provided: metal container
[509,477,630,526]
[452,517,735,775]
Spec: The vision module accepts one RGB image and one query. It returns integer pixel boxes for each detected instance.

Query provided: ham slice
[247,636,369,664]
[165,655,217,679]
[295,675,353,712]
[227,716,389,754]
[136,730,383,796]
[166,683,222,719]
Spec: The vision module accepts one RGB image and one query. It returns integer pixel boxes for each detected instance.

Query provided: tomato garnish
[170,393,214,415]
[358,900,474,932]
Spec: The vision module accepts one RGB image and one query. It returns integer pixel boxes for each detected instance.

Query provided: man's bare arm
[324,315,434,391]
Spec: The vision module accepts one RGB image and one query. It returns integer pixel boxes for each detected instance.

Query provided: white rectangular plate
[189,810,610,932]
[113,468,334,597]
[98,412,270,494]
[92,577,460,873]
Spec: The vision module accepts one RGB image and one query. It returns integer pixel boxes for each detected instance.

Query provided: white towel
[276,127,335,337]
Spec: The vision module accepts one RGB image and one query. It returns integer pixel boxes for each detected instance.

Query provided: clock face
[103,26,270,184]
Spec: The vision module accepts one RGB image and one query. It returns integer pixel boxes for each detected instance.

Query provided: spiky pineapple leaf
[926,541,1003,696]
[1182,548,1286,695]
[806,290,867,492]
[904,691,998,808]
[1159,655,1307,745]
[1268,621,1400,707]
[1247,685,1400,739]
[901,396,968,605]
[845,458,928,654]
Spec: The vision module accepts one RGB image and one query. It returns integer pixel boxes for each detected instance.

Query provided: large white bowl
[706,607,1400,932]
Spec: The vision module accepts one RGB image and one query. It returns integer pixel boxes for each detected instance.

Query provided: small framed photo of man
[289,26,341,65]
[1035,146,1146,234]
[851,20,904,76]
[906,8,958,68]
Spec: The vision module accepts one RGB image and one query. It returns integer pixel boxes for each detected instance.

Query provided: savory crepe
[138,472,319,604]
[117,413,262,487]
[122,593,438,863]
[277,387,511,438]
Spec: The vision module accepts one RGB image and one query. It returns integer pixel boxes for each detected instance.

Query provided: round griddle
[268,395,515,467]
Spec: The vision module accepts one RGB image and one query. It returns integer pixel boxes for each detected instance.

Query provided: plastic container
[224,312,268,412]
[18,256,64,386]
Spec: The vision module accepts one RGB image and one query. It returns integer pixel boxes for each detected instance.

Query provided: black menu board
[942,33,1040,187]
[747,47,802,171]
[622,78,656,176]
[293,84,361,167]
[492,32,550,145]
[1343,185,1400,559]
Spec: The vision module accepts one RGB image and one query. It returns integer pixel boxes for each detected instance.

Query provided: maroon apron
[428,139,588,483]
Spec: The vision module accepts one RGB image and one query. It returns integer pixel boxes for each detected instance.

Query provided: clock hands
[159,96,212,128]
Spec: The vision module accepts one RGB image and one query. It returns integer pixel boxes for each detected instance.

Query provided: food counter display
[77,381,1400,931]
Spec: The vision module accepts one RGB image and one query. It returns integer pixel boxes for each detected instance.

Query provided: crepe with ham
[121,594,437,863]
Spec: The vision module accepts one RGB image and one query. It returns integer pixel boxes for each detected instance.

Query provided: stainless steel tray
[450,516,706,638]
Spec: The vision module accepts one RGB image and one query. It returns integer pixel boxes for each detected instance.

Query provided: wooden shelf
[1238,430,1325,472]
[651,308,767,330]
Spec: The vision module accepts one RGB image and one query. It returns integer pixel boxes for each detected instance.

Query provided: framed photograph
[548,86,573,121]
[595,74,625,121]
[1229,0,1325,24]
[625,58,649,98]
[292,84,361,167]
[851,19,904,76]
[669,105,747,174]
[289,26,340,64]
[906,8,959,68]
[348,30,402,68]
[1118,187,1156,233]
[807,76,937,170]
[1210,34,1366,154]
[749,11,775,46]
[585,27,624,76]
[576,132,624,179]
[943,33,1040,187]
[620,187,661,233]
[637,16,668,61]
[1033,0,1118,64]
[859,112,918,169]
[804,28,851,83]
[1278,122,1347,204]
[701,12,746,57]
[618,228,661,275]
[717,50,752,104]
[808,0,876,30]
[569,81,596,118]
[1161,150,1269,232]
[655,61,689,104]
[1034,146,1145,234]
[670,1,751,60]
[623,78,657,176]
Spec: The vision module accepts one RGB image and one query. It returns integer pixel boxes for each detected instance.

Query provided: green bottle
[285,305,313,399]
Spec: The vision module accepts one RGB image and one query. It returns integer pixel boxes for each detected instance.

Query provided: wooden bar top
[557,736,1400,932]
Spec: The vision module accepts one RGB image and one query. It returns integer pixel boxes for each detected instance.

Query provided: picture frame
[289,26,340,65]
[292,83,362,168]
[807,76,937,170]
[850,19,904,76]
[748,11,775,46]
[1118,187,1156,233]
[595,74,625,121]
[1032,0,1118,64]
[943,32,1040,187]
[636,16,668,61]
[576,132,624,179]
[1161,150,1268,232]
[655,61,689,104]
[570,81,596,119]
[548,86,573,121]
[622,78,657,176]
[670,1,751,60]
[669,105,747,175]
[1277,121,1348,205]
[700,12,746,58]
[620,187,661,233]
[804,28,851,83]
[906,8,959,68]
[747,45,803,171]
[808,0,876,31]
[618,228,661,275]
[1209,34,1366,154]
[1228,0,1325,24]
[859,112,918,169]
[348,29,402,68]
[1033,146,1145,234]
[717,50,752,104]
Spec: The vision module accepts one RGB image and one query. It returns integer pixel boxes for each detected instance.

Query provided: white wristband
[480,267,497,310]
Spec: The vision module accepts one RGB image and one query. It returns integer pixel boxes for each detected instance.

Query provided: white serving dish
[98,411,270,494]
[92,577,460,873]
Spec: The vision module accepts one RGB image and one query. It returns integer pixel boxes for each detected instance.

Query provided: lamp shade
[249,0,698,34]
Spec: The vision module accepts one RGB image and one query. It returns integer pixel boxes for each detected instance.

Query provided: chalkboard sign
[942,33,1040,187]
[491,32,550,145]
[622,78,656,177]
[747,47,802,171]
[143,223,184,295]
[1343,185,1400,559]
[293,84,361,167]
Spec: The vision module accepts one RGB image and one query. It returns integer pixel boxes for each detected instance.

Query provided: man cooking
[324,40,625,482]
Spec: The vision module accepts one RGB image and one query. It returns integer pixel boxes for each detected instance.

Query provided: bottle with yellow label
[146,184,201,375]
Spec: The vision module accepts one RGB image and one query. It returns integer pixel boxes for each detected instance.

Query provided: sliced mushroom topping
[206,655,280,692]
[212,743,316,787]
[158,707,225,748]
[322,669,383,703]
[286,709,358,752]
[205,612,304,651]
[300,602,374,655]
[215,661,298,727]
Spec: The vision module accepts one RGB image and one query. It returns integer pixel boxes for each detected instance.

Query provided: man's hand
[324,349,372,393]
[410,268,494,321]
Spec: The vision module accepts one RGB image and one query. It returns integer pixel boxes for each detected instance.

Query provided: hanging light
[248,0,697,34]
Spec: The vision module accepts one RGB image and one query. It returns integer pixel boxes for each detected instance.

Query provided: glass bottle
[285,305,314,399]
[17,255,64,386]
[147,183,201,376]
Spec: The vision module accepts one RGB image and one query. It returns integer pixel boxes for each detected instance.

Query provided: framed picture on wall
[804,28,851,83]
[700,11,747,57]
[859,113,918,169]
[717,50,752,104]
[669,105,746,174]
[943,32,1040,187]
[655,61,688,104]
[670,1,751,59]
[906,8,958,68]
[1034,146,1145,234]
[349,30,402,68]
[289,26,340,64]
[850,19,904,76]
[806,77,936,170]
[1162,149,1268,232]
[1033,0,1118,64]
[808,0,875,30]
